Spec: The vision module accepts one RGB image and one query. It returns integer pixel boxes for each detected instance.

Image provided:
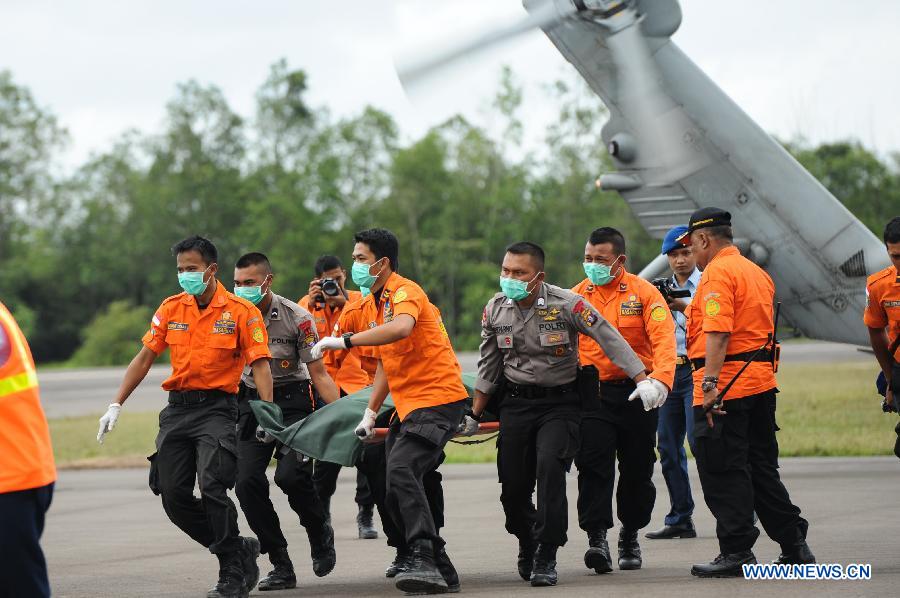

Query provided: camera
[651,277,691,301]
[316,278,342,303]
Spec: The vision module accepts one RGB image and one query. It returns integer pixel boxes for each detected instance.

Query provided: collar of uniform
[589,268,629,298]
[534,281,548,308]
[379,271,403,304]
[674,267,701,289]
[180,278,227,307]
[709,245,740,265]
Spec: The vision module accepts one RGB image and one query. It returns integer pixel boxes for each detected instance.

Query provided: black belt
[168,389,234,405]
[240,380,311,401]
[599,378,633,386]
[506,381,577,399]
[675,355,690,367]
[690,349,774,371]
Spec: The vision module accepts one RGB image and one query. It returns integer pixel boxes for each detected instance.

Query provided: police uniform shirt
[476,282,645,394]
[241,293,318,389]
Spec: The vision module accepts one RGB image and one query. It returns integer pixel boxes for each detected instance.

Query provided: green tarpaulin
[250,373,477,466]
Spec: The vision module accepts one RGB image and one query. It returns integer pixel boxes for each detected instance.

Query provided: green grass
[49,361,895,468]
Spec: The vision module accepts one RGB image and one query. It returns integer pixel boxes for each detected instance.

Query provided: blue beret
[661,225,690,255]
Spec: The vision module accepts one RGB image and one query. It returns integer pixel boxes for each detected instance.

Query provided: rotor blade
[397,0,576,88]
[605,19,705,183]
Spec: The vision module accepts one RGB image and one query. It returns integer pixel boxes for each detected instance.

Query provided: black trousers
[0,482,53,598]
[385,400,465,547]
[693,391,808,554]
[235,383,328,555]
[149,397,242,555]
[497,394,580,547]
[312,463,374,508]
[576,381,658,533]
[353,441,407,548]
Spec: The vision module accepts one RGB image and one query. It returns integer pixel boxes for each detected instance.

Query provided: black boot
[207,552,246,598]
[691,551,757,578]
[357,504,379,540]
[385,546,413,578]
[257,548,297,591]
[517,537,537,581]
[394,539,448,595]
[309,522,336,577]
[617,528,642,570]
[645,519,697,539]
[435,547,460,593]
[530,543,558,587]
[774,540,816,565]
[321,495,332,525]
[584,529,612,574]
[239,537,261,593]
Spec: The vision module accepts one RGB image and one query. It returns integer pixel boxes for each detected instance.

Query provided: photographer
[298,255,379,540]
[864,217,900,457]
[645,226,701,541]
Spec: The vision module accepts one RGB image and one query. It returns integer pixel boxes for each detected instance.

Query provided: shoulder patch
[573,300,585,314]
[650,305,667,322]
[705,298,721,317]
[252,327,265,343]
[393,288,408,303]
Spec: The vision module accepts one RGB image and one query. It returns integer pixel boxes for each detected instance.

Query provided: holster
[577,365,600,410]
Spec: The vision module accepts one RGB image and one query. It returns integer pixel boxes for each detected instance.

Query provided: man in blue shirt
[646,225,702,540]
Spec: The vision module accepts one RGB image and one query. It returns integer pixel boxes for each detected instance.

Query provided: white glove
[628,379,662,411]
[354,408,377,440]
[648,378,669,409]
[255,425,276,444]
[97,403,122,444]
[457,415,479,437]
[310,336,347,360]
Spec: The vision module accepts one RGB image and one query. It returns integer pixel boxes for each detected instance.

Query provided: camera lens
[321,279,340,297]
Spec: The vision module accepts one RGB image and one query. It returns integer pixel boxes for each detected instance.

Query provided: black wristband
[342,333,353,349]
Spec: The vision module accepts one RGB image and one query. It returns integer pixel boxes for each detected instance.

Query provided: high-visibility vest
[0,301,55,494]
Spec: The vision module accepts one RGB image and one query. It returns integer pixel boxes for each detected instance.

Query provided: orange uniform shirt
[0,302,56,494]
[299,291,371,394]
[864,265,900,359]
[572,270,675,388]
[360,272,466,420]
[327,296,379,391]
[143,281,271,394]
[686,246,777,405]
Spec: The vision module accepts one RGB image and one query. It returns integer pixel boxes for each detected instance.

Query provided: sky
[2,0,898,171]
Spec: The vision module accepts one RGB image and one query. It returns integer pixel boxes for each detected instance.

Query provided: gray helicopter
[398,0,887,346]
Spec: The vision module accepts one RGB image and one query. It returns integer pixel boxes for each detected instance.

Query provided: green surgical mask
[583,258,621,286]
[360,286,371,298]
[234,277,269,305]
[499,273,540,302]
[178,266,212,296]
[352,259,383,289]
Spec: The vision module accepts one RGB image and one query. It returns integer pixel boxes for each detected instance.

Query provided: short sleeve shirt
[241,294,319,389]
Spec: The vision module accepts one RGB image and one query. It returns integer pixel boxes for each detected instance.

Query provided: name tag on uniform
[539,331,569,346]
[497,335,514,348]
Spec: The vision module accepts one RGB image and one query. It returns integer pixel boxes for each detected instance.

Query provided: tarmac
[46,457,898,597]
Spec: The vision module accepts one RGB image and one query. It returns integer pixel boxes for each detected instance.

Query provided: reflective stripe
[0,369,38,398]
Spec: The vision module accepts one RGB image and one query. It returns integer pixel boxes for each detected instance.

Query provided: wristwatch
[701,376,718,393]
[342,333,354,348]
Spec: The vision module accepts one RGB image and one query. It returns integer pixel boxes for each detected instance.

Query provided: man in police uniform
[97,236,274,598]
[571,228,676,574]
[864,216,900,455]
[680,208,814,578]
[232,253,340,591]
[464,241,659,587]
[646,225,702,540]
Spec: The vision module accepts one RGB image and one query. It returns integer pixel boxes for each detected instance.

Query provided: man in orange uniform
[96,236,274,598]
[0,302,56,598]
[681,208,814,578]
[299,255,379,538]
[864,216,900,454]
[312,228,468,595]
[572,227,675,574]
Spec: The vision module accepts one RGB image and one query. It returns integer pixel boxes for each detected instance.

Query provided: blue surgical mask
[178,266,212,296]
[499,273,540,302]
[352,259,383,289]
